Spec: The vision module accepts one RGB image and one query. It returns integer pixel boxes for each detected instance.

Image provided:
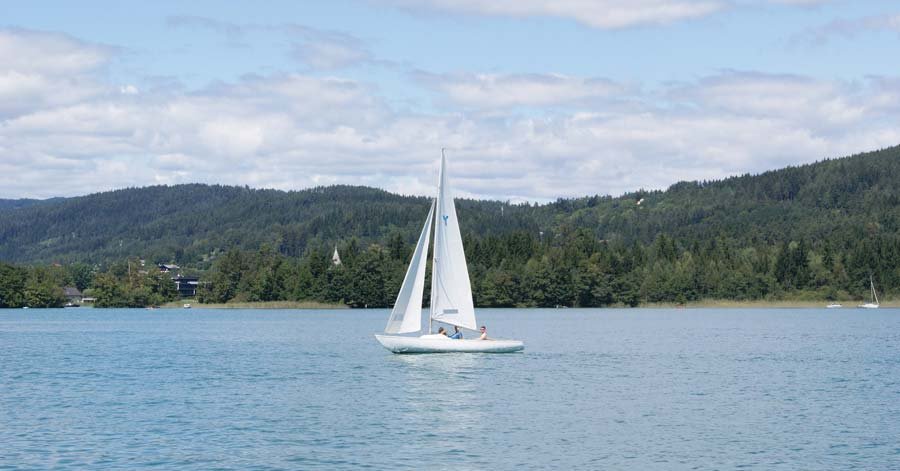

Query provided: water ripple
[2,308,900,469]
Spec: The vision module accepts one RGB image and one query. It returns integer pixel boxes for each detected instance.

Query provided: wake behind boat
[375,152,524,354]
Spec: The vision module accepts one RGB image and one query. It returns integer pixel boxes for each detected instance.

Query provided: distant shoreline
[158,300,348,309]
[6,300,898,309]
[154,299,894,309]
[642,299,898,309]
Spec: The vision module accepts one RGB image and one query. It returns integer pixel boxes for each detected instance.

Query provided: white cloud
[797,13,900,45]
[669,71,871,130]
[166,15,245,39]
[0,29,111,74]
[379,0,726,29]
[416,73,624,108]
[282,24,374,70]
[380,0,837,29]
[2,29,900,202]
[291,40,372,70]
[768,0,832,5]
[166,16,373,70]
[0,29,112,118]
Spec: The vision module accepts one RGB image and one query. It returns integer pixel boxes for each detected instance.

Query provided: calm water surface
[2,308,899,470]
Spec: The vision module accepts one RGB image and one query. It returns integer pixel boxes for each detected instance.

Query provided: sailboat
[857,275,880,309]
[374,152,524,354]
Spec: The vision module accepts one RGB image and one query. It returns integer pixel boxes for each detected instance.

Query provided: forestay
[430,154,477,331]
[385,200,435,334]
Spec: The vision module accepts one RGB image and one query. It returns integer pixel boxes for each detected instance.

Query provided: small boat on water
[375,152,524,354]
[826,303,842,309]
[183,303,192,309]
[857,276,880,309]
[375,333,525,354]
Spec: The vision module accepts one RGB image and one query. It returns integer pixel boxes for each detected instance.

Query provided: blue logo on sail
[442,215,449,225]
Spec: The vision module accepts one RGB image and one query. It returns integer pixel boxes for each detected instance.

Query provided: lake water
[1,308,899,470]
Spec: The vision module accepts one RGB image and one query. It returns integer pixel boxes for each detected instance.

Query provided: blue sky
[2,0,899,200]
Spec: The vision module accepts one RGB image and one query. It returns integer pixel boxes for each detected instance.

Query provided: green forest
[1,145,898,308]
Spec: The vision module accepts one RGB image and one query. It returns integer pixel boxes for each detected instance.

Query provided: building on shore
[173,276,199,298]
[63,287,83,304]
[158,263,180,273]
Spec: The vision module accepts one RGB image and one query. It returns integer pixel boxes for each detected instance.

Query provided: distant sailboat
[857,275,880,309]
[375,152,524,354]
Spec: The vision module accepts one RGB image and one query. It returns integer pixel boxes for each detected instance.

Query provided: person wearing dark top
[449,326,463,339]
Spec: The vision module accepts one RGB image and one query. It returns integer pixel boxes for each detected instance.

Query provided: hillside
[0,146,898,307]
[577,147,899,246]
[0,198,57,211]
[0,184,547,266]
[1,146,897,266]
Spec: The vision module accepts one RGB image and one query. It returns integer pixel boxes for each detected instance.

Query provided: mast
[428,150,445,334]
[871,275,879,305]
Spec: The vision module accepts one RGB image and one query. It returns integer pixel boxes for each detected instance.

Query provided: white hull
[860,276,880,309]
[375,334,524,354]
[826,304,842,309]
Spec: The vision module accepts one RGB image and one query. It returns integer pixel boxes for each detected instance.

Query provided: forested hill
[0,198,57,211]
[0,184,550,265]
[549,145,900,253]
[0,145,898,269]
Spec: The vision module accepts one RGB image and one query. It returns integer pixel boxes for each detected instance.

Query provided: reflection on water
[389,354,485,461]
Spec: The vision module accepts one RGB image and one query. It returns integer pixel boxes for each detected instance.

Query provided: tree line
[0,260,179,308]
[0,262,90,308]
[1,144,898,308]
[1,228,896,308]
[197,229,897,308]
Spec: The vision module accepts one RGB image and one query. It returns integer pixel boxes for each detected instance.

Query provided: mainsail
[430,153,477,330]
[385,200,435,334]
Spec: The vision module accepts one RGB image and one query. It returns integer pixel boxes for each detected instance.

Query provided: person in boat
[437,327,448,336]
[479,325,490,340]
[449,326,463,339]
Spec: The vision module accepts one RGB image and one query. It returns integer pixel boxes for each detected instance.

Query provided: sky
[1,0,899,201]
